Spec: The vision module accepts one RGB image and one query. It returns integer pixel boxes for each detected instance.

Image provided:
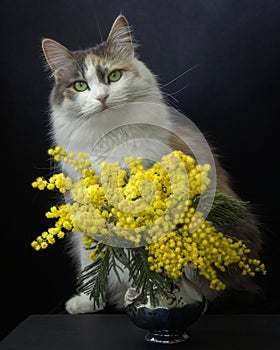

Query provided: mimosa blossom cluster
[31,146,266,291]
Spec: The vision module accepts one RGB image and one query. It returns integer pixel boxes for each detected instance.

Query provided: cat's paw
[65,293,104,314]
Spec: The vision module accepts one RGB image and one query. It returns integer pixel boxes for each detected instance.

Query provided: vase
[124,276,207,344]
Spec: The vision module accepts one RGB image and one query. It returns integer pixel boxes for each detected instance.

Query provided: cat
[41,14,263,314]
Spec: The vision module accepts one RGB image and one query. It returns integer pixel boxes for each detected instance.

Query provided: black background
[1,0,279,341]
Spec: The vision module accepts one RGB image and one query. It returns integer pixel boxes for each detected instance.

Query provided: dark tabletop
[0,313,279,350]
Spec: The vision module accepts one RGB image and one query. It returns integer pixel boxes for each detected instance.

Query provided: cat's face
[42,15,162,119]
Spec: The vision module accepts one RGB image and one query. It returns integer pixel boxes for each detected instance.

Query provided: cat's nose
[96,94,109,104]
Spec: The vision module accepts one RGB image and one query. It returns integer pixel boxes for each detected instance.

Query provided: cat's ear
[106,14,135,58]
[42,38,74,79]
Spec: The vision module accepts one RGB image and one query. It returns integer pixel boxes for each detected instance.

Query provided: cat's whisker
[162,91,180,104]
[80,103,101,117]
[161,64,200,88]
[95,15,104,42]
[168,83,191,97]
[162,82,191,107]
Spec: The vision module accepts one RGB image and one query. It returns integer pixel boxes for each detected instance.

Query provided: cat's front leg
[65,234,104,314]
[65,293,104,314]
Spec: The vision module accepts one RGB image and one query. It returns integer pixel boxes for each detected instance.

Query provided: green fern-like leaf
[76,249,111,308]
[126,247,172,306]
[193,191,249,225]
[76,246,131,308]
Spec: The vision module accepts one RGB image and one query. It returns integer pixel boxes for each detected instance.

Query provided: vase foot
[145,330,190,344]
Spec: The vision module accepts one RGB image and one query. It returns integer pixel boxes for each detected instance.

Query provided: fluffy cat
[42,14,263,314]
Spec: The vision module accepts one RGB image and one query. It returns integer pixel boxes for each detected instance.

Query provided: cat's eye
[73,81,88,92]
[108,70,122,82]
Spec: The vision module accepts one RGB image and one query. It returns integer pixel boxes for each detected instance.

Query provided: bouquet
[31,146,266,307]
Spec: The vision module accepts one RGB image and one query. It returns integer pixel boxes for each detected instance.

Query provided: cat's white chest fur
[51,102,172,175]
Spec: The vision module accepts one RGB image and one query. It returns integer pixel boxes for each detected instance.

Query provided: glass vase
[124,276,207,344]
